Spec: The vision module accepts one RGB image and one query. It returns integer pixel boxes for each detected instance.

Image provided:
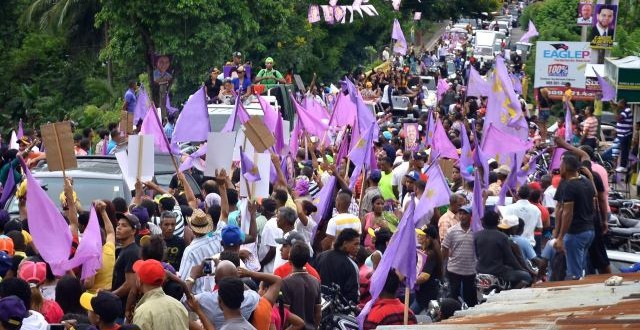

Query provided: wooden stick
[52,124,66,179]
[403,286,410,325]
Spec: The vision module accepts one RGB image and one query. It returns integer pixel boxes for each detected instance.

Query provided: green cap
[265,57,274,64]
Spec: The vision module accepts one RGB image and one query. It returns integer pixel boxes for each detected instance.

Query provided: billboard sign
[534,42,593,89]
[589,3,617,49]
[577,1,594,26]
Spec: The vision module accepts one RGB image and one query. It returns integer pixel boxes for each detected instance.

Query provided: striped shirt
[582,116,598,139]
[178,233,222,294]
[151,205,185,238]
[617,107,633,137]
[441,223,476,275]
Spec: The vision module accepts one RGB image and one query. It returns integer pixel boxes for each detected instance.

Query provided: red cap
[132,259,165,286]
[18,261,46,285]
[0,236,14,256]
[528,182,542,192]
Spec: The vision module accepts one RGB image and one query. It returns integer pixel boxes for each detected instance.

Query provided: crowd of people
[0,12,636,330]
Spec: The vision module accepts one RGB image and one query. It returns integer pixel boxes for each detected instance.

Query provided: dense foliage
[0,0,500,135]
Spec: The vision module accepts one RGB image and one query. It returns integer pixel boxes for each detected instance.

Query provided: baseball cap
[80,291,122,323]
[221,225,245,247]
[234,51,242,58]
[154,193,174,204]
[275,231,306,245]
[498,214,519,230]
[116,212,140,230]
[405,170,420,181]
[369,169,382,183]
[0,251,12,278]
[458,204,472,214]
[17,261,47,286]
[0,236,14,256]
[415,224,438,239]
[0,296,28,327]
[130,207,149,225]
[133,259,166,286]
[265,57,274,64]
[496,165,511,176]
[382,131,392,140]
[415,151,427,160]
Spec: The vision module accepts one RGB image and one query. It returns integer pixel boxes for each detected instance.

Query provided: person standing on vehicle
[254,57,286,86]
[553,153,595,280]
[122,80,137,114]
[441,205,477,307]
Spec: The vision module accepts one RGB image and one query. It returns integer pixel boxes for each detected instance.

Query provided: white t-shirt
[325,213,361,237]
[392,162,410,197]
[258,218,282,273]
[381,85,391,104]
[295,216,316,246]
[21,311,48,330]
[543,186,557,209]
[499,200,542,245]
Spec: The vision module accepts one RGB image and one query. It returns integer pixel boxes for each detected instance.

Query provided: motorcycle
[320,284,359,330]
[606,214,640,252]
[475,273,509,302]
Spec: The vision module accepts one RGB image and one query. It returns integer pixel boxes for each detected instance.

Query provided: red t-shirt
[273,262,321,281]
[363,298,416,330]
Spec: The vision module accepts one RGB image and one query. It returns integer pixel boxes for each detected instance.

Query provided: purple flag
[471,171,484,232]
[436,77,450,102]
[240,147,261,182]
[431,118,459,160]
[172,87,210,142]
[274,113,285,155]
[257,94,279,132]
[102,136,108,156]
[425,110,436,146]
[481,124,532,160]
[594,69,616,102]
[564,102,573,143]
[550,148,566,170]
[347,122,377,190]
[0,167,16,205]
[22,159,73,276]
[133,86,150,123]
[391,19,407,55]
[139,106,171,153]
[166,94,179,116]
[413,162,452,223]
[459,124,474,182]
[328,93,357,128]
[178,144,207,172]
[497,153,519,206]
[335,128,350,171]
[519,20,539,43]
[221,95,251,133]
[290,95,328,139]
[358,199,417,328]
[342,79,379,144]
[311,176,337,241]
[510,73,523,95]
[71,206,103,280]
[466,66,490,97]
[289,118,302,156]
[484,56,528,140]
[16,119,24,140]
[303,96,330,122]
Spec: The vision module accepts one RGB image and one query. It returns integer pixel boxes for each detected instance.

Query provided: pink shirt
[591,162,610,212]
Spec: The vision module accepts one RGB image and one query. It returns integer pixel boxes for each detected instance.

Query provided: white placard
[127,135,154,184]
[282,120,291,144]
[232,129,256,162]
[205,132,236,175]
[115,150,135,190]
[239,152,271,199]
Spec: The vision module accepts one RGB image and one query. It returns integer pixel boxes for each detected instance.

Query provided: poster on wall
[534,41,594,89]
[152,54,173,86]
[589,3,617,49]
[576,1,594,26]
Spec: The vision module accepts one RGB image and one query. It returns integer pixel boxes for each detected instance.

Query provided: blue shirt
[164,123,174,140]
[511,235,536,260]
[106,140,117,154]
[124,88,137,113]
[232,77,252,95]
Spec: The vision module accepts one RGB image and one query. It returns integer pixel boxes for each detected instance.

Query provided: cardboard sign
[205,132,236,175]
[127,135,154,183]
[438,158,456,180]
[243,116,275,153]
[293,74,306,93]
[120,111,134,134]
[40,122,77,172]
[115,150,134,190]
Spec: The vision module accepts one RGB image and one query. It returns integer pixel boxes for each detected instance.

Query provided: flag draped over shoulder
[172,87,210,142]
[391,19,407,55]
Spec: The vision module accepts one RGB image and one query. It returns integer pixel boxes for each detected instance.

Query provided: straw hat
[189,209,213,234]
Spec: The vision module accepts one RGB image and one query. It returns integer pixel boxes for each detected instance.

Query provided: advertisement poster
[152,54,173,85]
[577,1,594,26]
[404,123,419,152]
[534,42,594,89]
[589,3,617,49]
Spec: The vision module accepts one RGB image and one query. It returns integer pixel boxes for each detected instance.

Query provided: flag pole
[403,286,410,325]
[152,102,181,174]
